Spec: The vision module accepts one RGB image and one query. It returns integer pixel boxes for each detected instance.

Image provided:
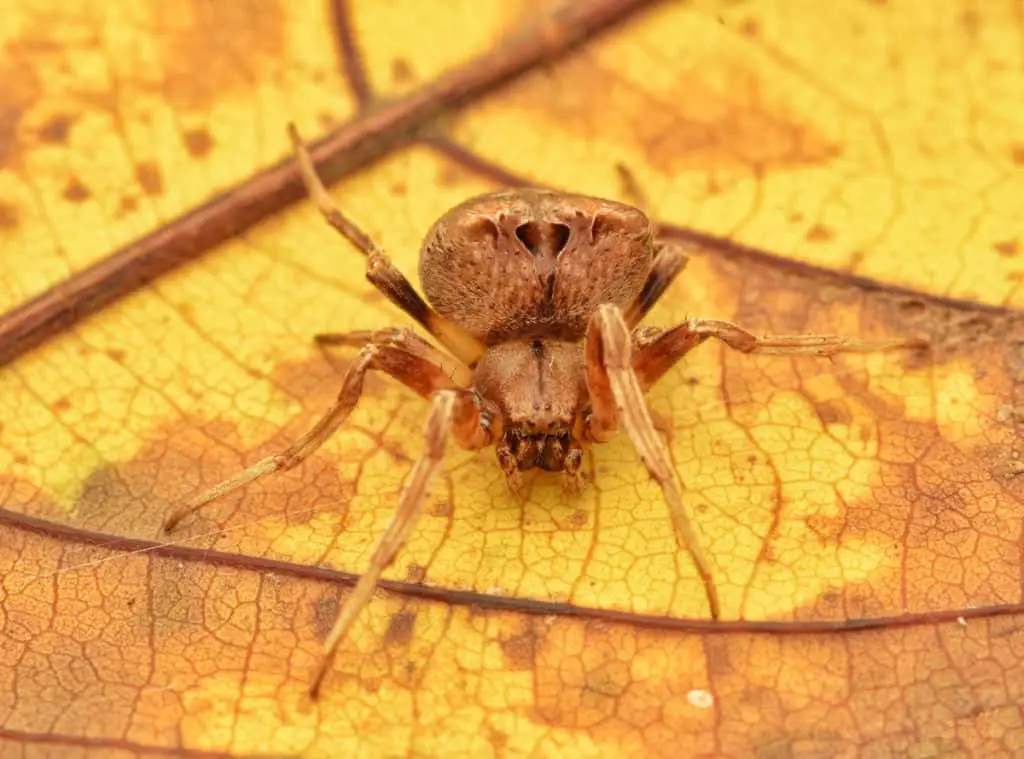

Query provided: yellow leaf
[2,1,1023,757]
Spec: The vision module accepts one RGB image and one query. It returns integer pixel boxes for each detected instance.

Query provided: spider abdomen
[419,189,654,343]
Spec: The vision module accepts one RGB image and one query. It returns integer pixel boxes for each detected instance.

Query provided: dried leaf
[2,1,1023,757]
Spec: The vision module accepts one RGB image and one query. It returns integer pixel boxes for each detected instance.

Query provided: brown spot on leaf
[38,114,74,144]
[62,176,91,203]
[500,625,539,670]
[501,55,842,176]
[405,563,426,583]
[118,196,138,214]
[136,162,164,196]
[183,127,214,158]
[271,351,386,405]
[959,8,979,37]
[858,424,873,443]
[69,405,352,535]
[152,1,285,110]
[106,348,127,364]
[806,514,844,544]
[312,594,340,643]
[430,499,452,517]
[0,112,23,167]
[0,201,18,229]
[384,443,414,465]
[534,624,632,728]
[385,609,417,646]
[815,400,852,426]
[52,396,71,413]
[899,298,928,316]
[0,55,42,169]
[1011,144,1024,166]
[391,57,415,85]
[805,223,834,242]
[738,18,760,37]
[993,240,1019,258]
[487,728,509,752]
[567,508,588,528]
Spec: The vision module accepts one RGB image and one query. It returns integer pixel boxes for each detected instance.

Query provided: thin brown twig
[0,0,659,368]
[329,0,373,107]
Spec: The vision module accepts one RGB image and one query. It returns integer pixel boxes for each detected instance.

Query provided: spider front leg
[634,317,928,390]
[313,327,473,387]
[162,339,460,532]
[288,124,484,366]
[624,242,690,327]
[310,388,497,698]
[584,304,720,620]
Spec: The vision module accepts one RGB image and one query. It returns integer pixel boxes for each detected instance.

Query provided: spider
[163,124,926,697]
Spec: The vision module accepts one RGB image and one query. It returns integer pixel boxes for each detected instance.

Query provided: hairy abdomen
[419,189,654,343]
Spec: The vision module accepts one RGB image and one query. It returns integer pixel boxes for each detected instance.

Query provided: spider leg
[634,316,928,390]
[314,327,473,387]
[584,304,720,619]
[288,124,484,366]
[162,341,460,532]
[624,243,690,327]
[309,388,495,698]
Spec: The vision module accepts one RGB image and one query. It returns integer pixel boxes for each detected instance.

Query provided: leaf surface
[1,1,1023,757]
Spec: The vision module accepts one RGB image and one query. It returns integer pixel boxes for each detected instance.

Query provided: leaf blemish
[312,594,340,643]
[500,625,540,671]
[153,0,286,110]
[385,609,417,646]
[183,127,215,158]
[405,563,426,583]
[805,223,834,243]
[391,57,414,85]
[38,113,75,144]
[430,499,452,517]
[993,240,1019,258]
[135,161,164,196]
[0,200,18,229]
[815,400,852,426]
[62,176,91,203]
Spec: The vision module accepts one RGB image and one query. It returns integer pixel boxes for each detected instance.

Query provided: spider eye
[515,221,571,258]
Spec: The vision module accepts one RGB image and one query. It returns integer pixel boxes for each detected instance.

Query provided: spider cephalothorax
[164,125,927,698]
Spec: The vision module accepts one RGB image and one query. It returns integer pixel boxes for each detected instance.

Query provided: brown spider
[163,125,926,697]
